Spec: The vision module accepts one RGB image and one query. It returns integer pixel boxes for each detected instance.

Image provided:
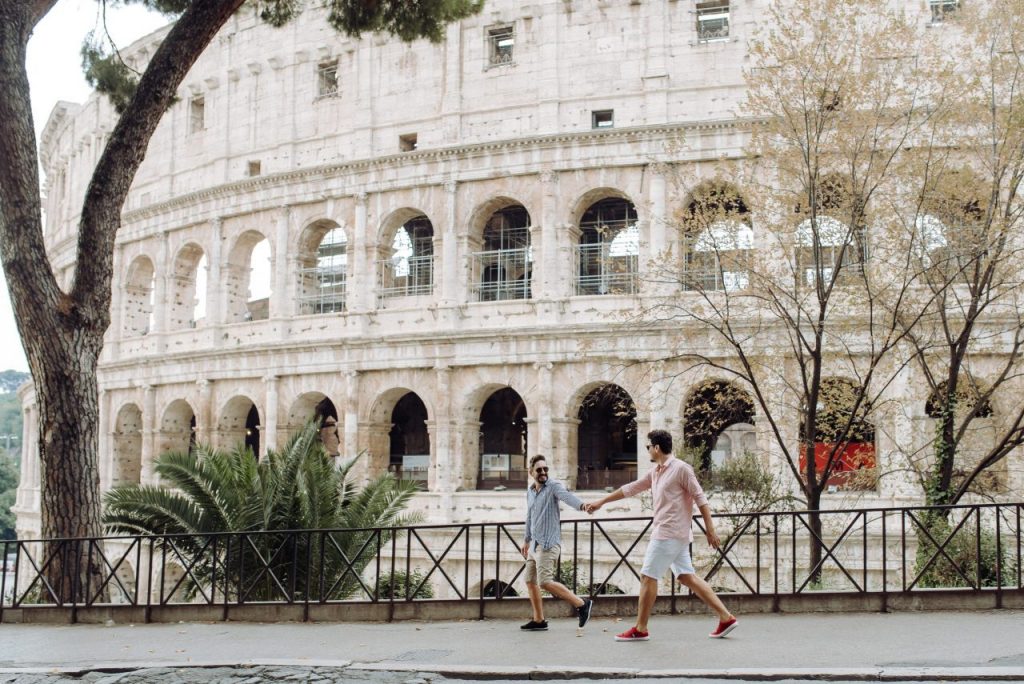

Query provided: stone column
[538,170,560,300]
[454,421,482,491]
[263,374,279,456]
[441,180,459,305]
[432,364,453,492]
[206,218,224,326]
[98,389,112,489]
[343,370,360,468]
[350,192,371,312]
[152,232,169,346]
[197,379,214,444]
[141,385,156,484]
[534,362,554,459]
[642,1,669,124]
[644,163,673,298]
[271,205,291,320]
[440,23,463,144]
[552,417,581,489]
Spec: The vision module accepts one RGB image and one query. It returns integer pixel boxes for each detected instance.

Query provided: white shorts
[640,538,695,580]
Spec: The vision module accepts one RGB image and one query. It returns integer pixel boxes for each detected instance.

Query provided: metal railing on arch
[2,502,1021,620]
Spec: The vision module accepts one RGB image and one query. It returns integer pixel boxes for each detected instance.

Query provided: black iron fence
[2,502,1021,621]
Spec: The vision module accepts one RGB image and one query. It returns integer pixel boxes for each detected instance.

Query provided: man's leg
[677,572,732,621]
[540,580,584,609]
[635,575,659,632]
[527,581,545,622]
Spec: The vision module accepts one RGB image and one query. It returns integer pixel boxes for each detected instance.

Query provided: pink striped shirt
[621,456,708,542]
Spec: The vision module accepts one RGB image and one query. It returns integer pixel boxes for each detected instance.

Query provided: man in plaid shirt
[519,454,594,631]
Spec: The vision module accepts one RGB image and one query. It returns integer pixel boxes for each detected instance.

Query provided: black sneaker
[520,619,548,631]
[577,599,593,628]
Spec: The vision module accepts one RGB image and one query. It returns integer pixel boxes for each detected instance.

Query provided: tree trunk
[806,487,823,587]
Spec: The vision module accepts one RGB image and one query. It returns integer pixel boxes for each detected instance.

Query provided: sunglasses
[534,467,549,473]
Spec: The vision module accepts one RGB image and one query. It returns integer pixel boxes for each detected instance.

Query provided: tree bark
[0,0,243,601]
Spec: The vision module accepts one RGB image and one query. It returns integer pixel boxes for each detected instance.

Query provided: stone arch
[158,399,196,459]
[225,229,271,323]
[680,180,753,292]
[112,403,143,487]
[682,379,756,472]
[568,187,637,228]
[476,386,529,490]
[573,383,638,490]
[573,192,640,296]
[216,395,261,456]
[297,219,348,314]
[168,242,207,330]
[924,379,1004,493]
[377,208,436,300]
[469,197,533,301]
[366,387,431,484]
[122,255,155,337]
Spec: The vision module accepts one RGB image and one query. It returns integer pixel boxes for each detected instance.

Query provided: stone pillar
[534,362,554,459]
[197,379,214,444]
[432,364,453,492]
[343,370,360,468]
[350,192,370,312]
[206,218,224,326]
[141,385,156,484]
[271,205,291,319]
[538,170,560,300]
[454,421,482,491]
[263,374,279,455]
[535,3,560,135]
[642,1,669,124]
[440,23,463,144]
[152,232,169,344]
[98,389,112,489]
[441,181,459,305]
[561,223,582,299]
[552,417,581,489]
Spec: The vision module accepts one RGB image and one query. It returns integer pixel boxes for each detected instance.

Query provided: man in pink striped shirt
[587,429,737,642]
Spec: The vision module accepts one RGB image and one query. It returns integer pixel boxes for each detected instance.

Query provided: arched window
[577,384,637,489]
[682,183,752,292]
[113,404,143,486]
[683,380,755,475]
[380,216,434,300]
[123,256,155,336]
[299,226,348,314]
[794,176,866,287]
[576,198,639,295]
[477,387,528,488]
[388,392,430,486]
[799,378,876,489]
[473,205,532,301]
[169,244,206,330]
[246,238,271,320]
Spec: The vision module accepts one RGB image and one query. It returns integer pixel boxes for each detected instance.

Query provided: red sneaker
[709,617,738,638]
[614,626,650,642]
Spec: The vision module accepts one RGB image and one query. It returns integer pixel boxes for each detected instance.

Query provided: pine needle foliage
[102,420,420,601]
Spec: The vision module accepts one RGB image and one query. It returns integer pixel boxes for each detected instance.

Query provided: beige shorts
[524,543,560,585]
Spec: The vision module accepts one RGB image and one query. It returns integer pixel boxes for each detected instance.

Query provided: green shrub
[376,568,434,599]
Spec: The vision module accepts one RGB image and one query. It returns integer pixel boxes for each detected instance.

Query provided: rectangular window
[317,60,339,97]
[189,97,205,134]
[488,26,515,67]
[929,0,959,23]
[592,109,614,129]
[399,133,418,152]
[696,0,730,43]
[247,160,262,177]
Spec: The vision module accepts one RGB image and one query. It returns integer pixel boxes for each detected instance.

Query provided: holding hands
[583,501,602,514]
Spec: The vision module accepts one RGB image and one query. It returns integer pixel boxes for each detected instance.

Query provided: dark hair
[529,454,547,469]
[647,429,673,454]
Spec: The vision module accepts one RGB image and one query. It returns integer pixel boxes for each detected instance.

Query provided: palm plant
[103,420,420,602]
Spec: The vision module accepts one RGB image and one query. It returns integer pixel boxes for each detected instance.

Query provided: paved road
[2,611,1023,681]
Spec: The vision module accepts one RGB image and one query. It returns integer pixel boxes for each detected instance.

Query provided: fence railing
[2,502,1021,620]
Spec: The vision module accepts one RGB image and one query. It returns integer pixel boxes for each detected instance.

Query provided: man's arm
[699,503,721,549]
[585,487,625,512]
[521,492,533,557]
[550,480,586,511]
[586,469,652,512]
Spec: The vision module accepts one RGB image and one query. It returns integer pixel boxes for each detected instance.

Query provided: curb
[3,662,1024,681]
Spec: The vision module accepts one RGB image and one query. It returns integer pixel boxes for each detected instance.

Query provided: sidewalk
[2,610,1023,681]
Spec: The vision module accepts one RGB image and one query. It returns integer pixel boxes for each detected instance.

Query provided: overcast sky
[0,0,168,374]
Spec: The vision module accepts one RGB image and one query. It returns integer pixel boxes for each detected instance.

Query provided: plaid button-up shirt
[524,479,585,551]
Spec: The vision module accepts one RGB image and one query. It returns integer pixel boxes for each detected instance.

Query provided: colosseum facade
[14,0,1024,543]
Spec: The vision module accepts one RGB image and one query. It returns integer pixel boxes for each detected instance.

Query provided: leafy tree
[0,370,29,394]
[0,0,481,601]
[0,452,19,540]
[103,421,421,601]
[376,568,435,600]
